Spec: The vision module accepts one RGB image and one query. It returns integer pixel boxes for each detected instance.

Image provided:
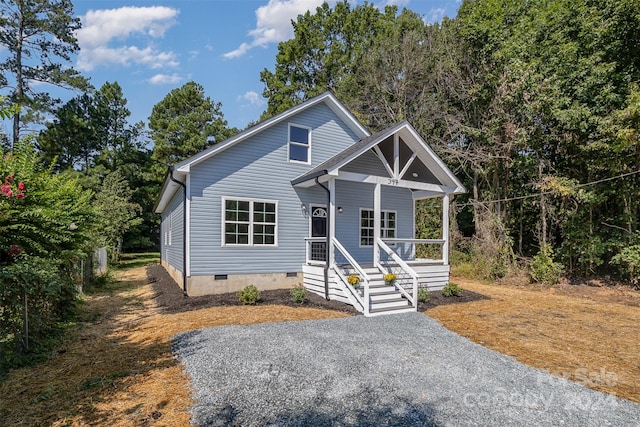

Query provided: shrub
[290,284,307,304]
[417,286,430,303]
[530,245,564,285]
[442,282,463,297]
[611,244,640,289]
[237,285,260,305]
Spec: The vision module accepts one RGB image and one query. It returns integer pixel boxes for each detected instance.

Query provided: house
[155,92,465,316]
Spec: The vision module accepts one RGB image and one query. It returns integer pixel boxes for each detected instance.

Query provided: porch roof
[291,121,466,195]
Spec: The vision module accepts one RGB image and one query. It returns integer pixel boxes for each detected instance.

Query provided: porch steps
[361,267,412,314]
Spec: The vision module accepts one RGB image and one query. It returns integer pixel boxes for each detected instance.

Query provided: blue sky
[4,0,462,136]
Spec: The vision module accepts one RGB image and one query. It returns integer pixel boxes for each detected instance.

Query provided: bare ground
[0,264,638,426]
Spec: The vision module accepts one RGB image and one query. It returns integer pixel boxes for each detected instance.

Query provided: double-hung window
[223,198,277,246]
[360,209,396,246]
[288,124,311,163]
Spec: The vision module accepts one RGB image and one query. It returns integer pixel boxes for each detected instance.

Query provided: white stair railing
[333,239,369,315]
[376,237,418,309]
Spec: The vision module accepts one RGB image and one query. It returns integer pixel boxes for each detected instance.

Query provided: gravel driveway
[173,312,640,426]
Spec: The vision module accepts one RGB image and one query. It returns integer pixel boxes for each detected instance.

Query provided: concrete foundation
[160,261,302,296]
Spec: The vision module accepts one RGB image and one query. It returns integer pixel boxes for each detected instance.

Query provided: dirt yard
[0,264,638,425]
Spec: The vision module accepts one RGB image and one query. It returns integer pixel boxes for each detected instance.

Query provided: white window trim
[359,208,397,247]
[287,123,312,165]
[221,196,279,247]
[308,204,327,237]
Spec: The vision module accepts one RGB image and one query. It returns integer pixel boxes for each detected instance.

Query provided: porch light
[337,207,343,213]
[301,204,307,215]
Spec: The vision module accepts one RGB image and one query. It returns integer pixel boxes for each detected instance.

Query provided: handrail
[377,237,418,308]
[333,239,370,283]
[382,238,445,244]
[333,238,369,315]
[334,270,365,313]
[381,238,445,263]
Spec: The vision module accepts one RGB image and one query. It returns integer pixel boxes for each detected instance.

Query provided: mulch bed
[146,264,486,315]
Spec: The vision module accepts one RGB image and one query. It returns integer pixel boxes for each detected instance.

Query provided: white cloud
[148,73,182,85]
[424,7,446,24]
[224,0,334,59]
[240,91,266,107]
[76,6,179,71]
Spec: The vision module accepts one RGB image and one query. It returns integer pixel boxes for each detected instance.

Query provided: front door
[310,205,327,262]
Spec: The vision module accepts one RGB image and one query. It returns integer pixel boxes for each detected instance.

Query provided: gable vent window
[223,198,277,246]
[288,124,311,164]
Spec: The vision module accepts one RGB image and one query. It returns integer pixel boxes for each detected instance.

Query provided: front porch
[304,235,451,316]
[292,122,464,316]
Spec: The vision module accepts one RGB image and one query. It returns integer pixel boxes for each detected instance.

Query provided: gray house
[155,92,465,316]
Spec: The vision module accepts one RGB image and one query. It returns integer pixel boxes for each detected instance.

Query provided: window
[288,124,310,163]
[164,215,172,246]
[360,209,396,246]
[223,198,277,246]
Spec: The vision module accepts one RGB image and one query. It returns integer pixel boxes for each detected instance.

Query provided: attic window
[288,124,311,164]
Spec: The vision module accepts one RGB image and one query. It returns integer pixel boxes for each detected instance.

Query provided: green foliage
[442,282,463,297]
[149,81,237,185]
[0,255,79,355]
[0,138,96,258]
[0,0,88,144]
[0,138,95,365]
[611,239,640,288]
[290,284,308,304]
[237,285,261,305]
[417,287,430,303]
[530,245,564,285]
[93,170,142,261]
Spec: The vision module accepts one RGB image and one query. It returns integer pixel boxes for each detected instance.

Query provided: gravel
[173,312,640,426]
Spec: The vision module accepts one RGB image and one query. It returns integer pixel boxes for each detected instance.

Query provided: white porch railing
[305,237,327,265]
[333,239,369,315]
[380,238,446,264]
[376,238,419,309]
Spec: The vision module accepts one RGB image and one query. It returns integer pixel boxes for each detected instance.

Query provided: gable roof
[155,92,370,213]
[174,91,369,173]
[291,121,466,195]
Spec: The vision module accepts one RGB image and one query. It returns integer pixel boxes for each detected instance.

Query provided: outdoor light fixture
[301,204,307,215]
[337,207,343,213]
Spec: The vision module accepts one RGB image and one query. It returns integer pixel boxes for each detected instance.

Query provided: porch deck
[303,237,451,316]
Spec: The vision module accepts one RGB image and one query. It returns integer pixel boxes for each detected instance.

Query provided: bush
[530,245,564,285]
[237,285,260,305]
[0,255,79,353]
[290,284,307,304]
[611,244,640,289]
[417,286,430,303]
[442,282,463,297]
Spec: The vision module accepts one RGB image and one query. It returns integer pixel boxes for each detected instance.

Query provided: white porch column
[442,193,450,265]
[328,178,336,266]
[374,182,381,265]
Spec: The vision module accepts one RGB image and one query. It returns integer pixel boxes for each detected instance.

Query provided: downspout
[316,177,331,300]
[169,166,188,297]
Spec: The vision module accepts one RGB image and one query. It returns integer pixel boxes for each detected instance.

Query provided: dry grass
[428,277,640,403]
[0,266,348,426]
[2,267,639,426]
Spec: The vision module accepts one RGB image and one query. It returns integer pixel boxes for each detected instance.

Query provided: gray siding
[335,181,414,265]
[189,103,360,275]
[161,187,184,272]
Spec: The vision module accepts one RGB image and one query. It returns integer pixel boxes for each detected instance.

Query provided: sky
[3,0,462,135]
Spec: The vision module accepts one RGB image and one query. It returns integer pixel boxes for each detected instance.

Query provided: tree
[94,170,142,260]
[37,94,99,172]
[92,82,145,173]
[0,0,88,147]
[149,81,236,184]
[260,1,401,119]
